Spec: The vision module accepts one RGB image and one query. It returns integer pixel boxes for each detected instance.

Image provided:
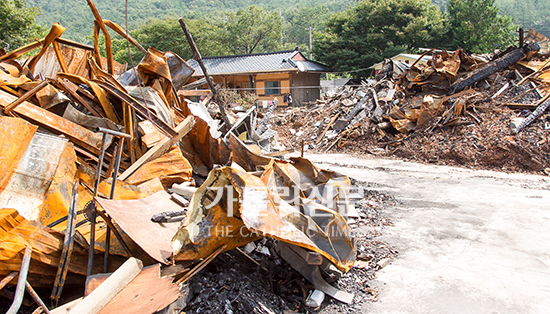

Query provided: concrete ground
[305,154,550,314]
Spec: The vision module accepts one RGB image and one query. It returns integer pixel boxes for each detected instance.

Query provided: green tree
[497,0,550,38]
[0,0,44,50]
[445,0,515,53]
[216,6,287,55]
[314,0,446,76]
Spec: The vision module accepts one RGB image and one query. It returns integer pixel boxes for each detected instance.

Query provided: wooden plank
[263,149,294,157]
[176,89,212,96]
[0,90,103,154]
[119,116,195,181]
[503,103,538,109]
[68,258,143,314]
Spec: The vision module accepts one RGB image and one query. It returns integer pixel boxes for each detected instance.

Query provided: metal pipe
[103,138,125,273]
[46,210,84,228]
[51,181,79,306]
[26,282,51,314]
[0,272,18,291]
[88,133,107,277]
[96,127,132,139]
[103,227,111,273]
[7,246,32,314]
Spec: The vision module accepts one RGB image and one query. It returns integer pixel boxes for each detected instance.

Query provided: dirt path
[305,153,550,314]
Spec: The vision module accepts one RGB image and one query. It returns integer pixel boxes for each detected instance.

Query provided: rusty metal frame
[50,181,79,306]
[94,80,178,138]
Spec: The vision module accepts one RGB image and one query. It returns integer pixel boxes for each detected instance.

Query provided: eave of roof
[187,49,332,76]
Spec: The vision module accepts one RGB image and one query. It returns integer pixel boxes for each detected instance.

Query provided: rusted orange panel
[172,168,259,261]
[178,101,231,171]
[229,132,272,172]
[125,146,193,188]
[172,166,355,272]
[27,23,66,73]
[0,90,103,154]
[0,61,22,77]
[0,117,37,193]
[0,208,93,287]
[39,143,77,227]
[138,47,172,84]
[0,132,71,221]
[0,70,30,87]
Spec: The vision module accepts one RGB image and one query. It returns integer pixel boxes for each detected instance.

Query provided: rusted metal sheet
[172,164,355,272]
[27,23,66,73]
[229,133,273,172]
[57,73,120,123]
[95,191,184,264]
[0,90,103,154]
[119,116,195,181]
[0,70,30,87]
[0,209,93,288]
[171,168,260,261]
[93,80,177,138]
[178,101,231,171]
[125,146,193,188]
[0,117,37,193]
[0,132,70,222]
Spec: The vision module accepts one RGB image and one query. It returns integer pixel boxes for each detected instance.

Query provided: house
[369,53,432,75]
[186,48,332,106]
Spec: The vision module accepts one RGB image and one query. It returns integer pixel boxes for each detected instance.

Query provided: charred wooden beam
[448,43,540,95]
[178,17,233,133]
[513,93,550,133]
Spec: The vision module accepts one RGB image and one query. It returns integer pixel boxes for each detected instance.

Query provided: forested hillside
[27,0,353,43]
[27,0,550,47]
[432,0,549,37]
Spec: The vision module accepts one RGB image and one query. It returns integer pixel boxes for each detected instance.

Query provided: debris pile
[274,30,550,174]
[0,4,393,314]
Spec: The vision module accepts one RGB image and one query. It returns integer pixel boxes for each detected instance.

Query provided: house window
[265,81,280,95]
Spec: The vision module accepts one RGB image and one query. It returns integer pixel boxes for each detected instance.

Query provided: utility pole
[306,27,313,59]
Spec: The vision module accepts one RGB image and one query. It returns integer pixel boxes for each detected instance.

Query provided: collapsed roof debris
[3,0,548,310]
[274,30,550,174]
[0,2,385,313]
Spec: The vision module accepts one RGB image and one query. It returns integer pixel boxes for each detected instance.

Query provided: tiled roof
[187,50,332,76]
